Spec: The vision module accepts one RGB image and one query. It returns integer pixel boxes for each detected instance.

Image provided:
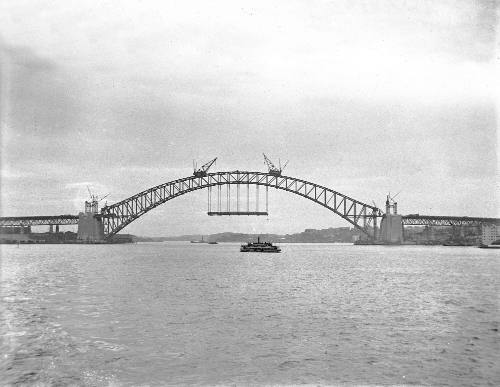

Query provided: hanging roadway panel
[207,178,269,216]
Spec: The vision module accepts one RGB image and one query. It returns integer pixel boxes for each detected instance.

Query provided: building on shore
[481,224,500,245]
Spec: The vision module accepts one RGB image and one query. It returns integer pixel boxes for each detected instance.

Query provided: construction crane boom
[193,157,217,177]
[263,153,288,176]
[385,191,401,215]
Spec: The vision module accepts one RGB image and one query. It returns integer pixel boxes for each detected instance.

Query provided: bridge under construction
[1,156,499,244]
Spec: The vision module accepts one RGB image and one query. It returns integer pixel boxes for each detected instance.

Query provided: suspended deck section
[208,211,268,216]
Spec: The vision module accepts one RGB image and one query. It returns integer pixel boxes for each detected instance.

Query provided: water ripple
[1,243,499,386]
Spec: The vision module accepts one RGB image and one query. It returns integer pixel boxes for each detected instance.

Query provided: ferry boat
[240,237,281,253]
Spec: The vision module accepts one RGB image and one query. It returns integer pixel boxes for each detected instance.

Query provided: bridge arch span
[100,171,382,239]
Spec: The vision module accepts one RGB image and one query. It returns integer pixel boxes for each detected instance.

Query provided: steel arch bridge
[100,171,383,239]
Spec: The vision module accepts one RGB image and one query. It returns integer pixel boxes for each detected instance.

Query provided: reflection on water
[1,243,499,385]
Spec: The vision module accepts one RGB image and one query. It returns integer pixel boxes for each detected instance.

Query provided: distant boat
[190,236,207,244]
[443,241,475,246]
[478,239,500,249]
[240,236,281,253]
[208,241,218,244]
[479,243,500,249]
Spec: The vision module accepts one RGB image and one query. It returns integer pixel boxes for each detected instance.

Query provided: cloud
[1,43,56,71]
[0,41,79,144]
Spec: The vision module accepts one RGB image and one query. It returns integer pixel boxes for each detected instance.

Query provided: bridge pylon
[77,195,105,242]
[379,195,403,244]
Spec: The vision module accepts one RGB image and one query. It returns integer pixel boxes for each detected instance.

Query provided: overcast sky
[0,0,498,236]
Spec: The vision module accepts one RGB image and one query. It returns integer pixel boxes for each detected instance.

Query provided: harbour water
[1,243,499,386]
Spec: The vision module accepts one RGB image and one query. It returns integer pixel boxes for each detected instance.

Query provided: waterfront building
[481,224,500,245]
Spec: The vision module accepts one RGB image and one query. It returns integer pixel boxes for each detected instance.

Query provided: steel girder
[402,215,500,227]
[100,171,383,239]
[208,211,269,216]
[0,215,79,227]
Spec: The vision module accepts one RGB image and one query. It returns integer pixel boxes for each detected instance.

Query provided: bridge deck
[402,215,500,226]
[1,213,499,228]
[0,215,79,227]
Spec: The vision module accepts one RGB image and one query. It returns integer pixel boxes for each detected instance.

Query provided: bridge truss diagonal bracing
[100,171,383,239]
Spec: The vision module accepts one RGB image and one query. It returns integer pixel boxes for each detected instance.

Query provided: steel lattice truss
[0,215,79,227]
[101,171,383,239]
[402,215,500,227]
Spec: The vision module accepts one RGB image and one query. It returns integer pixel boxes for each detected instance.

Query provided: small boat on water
[240,237,281,253]
[190,236,207,244]
[479,243,500,249]
[443,241,475,246]
[208,241,218,244]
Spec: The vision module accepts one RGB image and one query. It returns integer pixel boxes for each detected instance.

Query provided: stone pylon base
[380,214,403,244]
[77,212,105,242]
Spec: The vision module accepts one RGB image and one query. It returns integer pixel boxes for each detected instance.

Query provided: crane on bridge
[385,191,401,214]
[263,153,288,177]
[86,186,109,214]
[193,158,217,177]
